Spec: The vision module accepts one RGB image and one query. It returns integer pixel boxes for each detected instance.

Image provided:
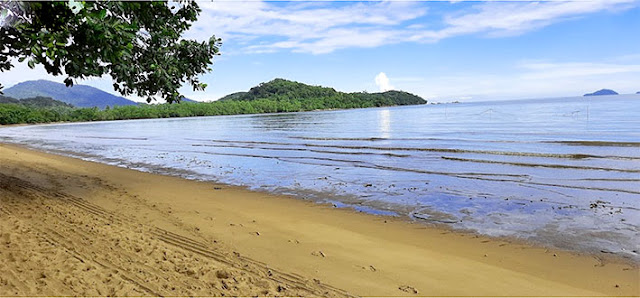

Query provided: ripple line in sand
[441,156,640,173]
[290,136,540,144]
[547,141,640,147]
[192,143,410,158]
[190,150,529,179]
[76,136,149,141]
[196,139,639,160]
[458,175,640,195]
[577,178,640,182]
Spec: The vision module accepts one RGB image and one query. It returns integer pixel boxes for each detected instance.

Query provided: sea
[1,94,639,260]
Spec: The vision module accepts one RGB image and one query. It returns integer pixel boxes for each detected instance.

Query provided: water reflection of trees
[248,112,336,131]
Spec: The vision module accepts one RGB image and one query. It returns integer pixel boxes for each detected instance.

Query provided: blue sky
[2,0,639,102]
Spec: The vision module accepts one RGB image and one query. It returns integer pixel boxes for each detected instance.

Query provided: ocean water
[1,95,639,259]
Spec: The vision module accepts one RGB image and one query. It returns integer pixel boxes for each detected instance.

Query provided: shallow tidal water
[1,95,639,259]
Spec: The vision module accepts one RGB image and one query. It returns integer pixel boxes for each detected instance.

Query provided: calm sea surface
[2,95,639,258]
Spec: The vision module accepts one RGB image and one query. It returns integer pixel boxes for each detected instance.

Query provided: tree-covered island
[0,78,426,125]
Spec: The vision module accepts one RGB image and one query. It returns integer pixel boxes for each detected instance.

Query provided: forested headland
[0,79,426,125]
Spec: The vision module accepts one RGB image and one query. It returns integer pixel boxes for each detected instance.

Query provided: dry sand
[0,143,638,296]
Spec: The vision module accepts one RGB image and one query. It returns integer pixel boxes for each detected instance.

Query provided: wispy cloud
[187,1,427,54]
[187,0,637,54]
[519,61,640,80]
[421,0,637,41]
[402,59,640,100]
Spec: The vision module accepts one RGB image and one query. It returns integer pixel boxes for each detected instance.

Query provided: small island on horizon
[583,89,619,96]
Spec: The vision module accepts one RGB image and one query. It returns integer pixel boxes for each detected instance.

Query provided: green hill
[4,80,138,108]
[0,95,19,104]
[218,92,249,101]
[219,78,426,106]
[0,95,73,108]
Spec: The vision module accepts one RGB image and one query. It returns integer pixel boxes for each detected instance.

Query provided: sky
[1,0,639,102]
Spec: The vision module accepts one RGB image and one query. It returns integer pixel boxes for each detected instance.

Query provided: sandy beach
[0,142,638,296]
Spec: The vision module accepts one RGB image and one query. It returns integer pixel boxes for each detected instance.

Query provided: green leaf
[31,46,41,56]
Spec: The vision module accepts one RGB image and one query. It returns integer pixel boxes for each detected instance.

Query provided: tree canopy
[0,94,73,108]
[220,78,427,107]
[0,1,221,103]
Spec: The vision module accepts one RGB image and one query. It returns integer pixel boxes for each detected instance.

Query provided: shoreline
[6,135,638,263]
[0,101,428,127]
[0,142,638,296]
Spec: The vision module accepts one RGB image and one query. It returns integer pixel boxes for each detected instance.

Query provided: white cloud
[185,0,637,54]
[402,60,640,101]
[186,1,427,54]
[375,72,395,91]
[429,0,637,40]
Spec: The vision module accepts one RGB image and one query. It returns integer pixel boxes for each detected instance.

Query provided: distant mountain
[219,78,426,106]
[636,91,640,94]
[0,95,73,108]
[4,80,137,108]
[584,89,618,96]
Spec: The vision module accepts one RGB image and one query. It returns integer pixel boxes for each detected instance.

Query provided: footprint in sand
[399,285,418,294]
[311,251,326,258]
[361,265,377,272]
[215,270,231,279]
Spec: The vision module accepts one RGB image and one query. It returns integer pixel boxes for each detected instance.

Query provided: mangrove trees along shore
[0,79,426,125]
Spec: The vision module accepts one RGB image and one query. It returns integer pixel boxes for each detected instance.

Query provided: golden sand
[0,143,637,296]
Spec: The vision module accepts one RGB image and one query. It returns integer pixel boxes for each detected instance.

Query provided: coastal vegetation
[0,95,72,108]
[0,79,426,125]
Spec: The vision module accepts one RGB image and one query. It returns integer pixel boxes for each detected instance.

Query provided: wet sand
[0,143,638,296]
